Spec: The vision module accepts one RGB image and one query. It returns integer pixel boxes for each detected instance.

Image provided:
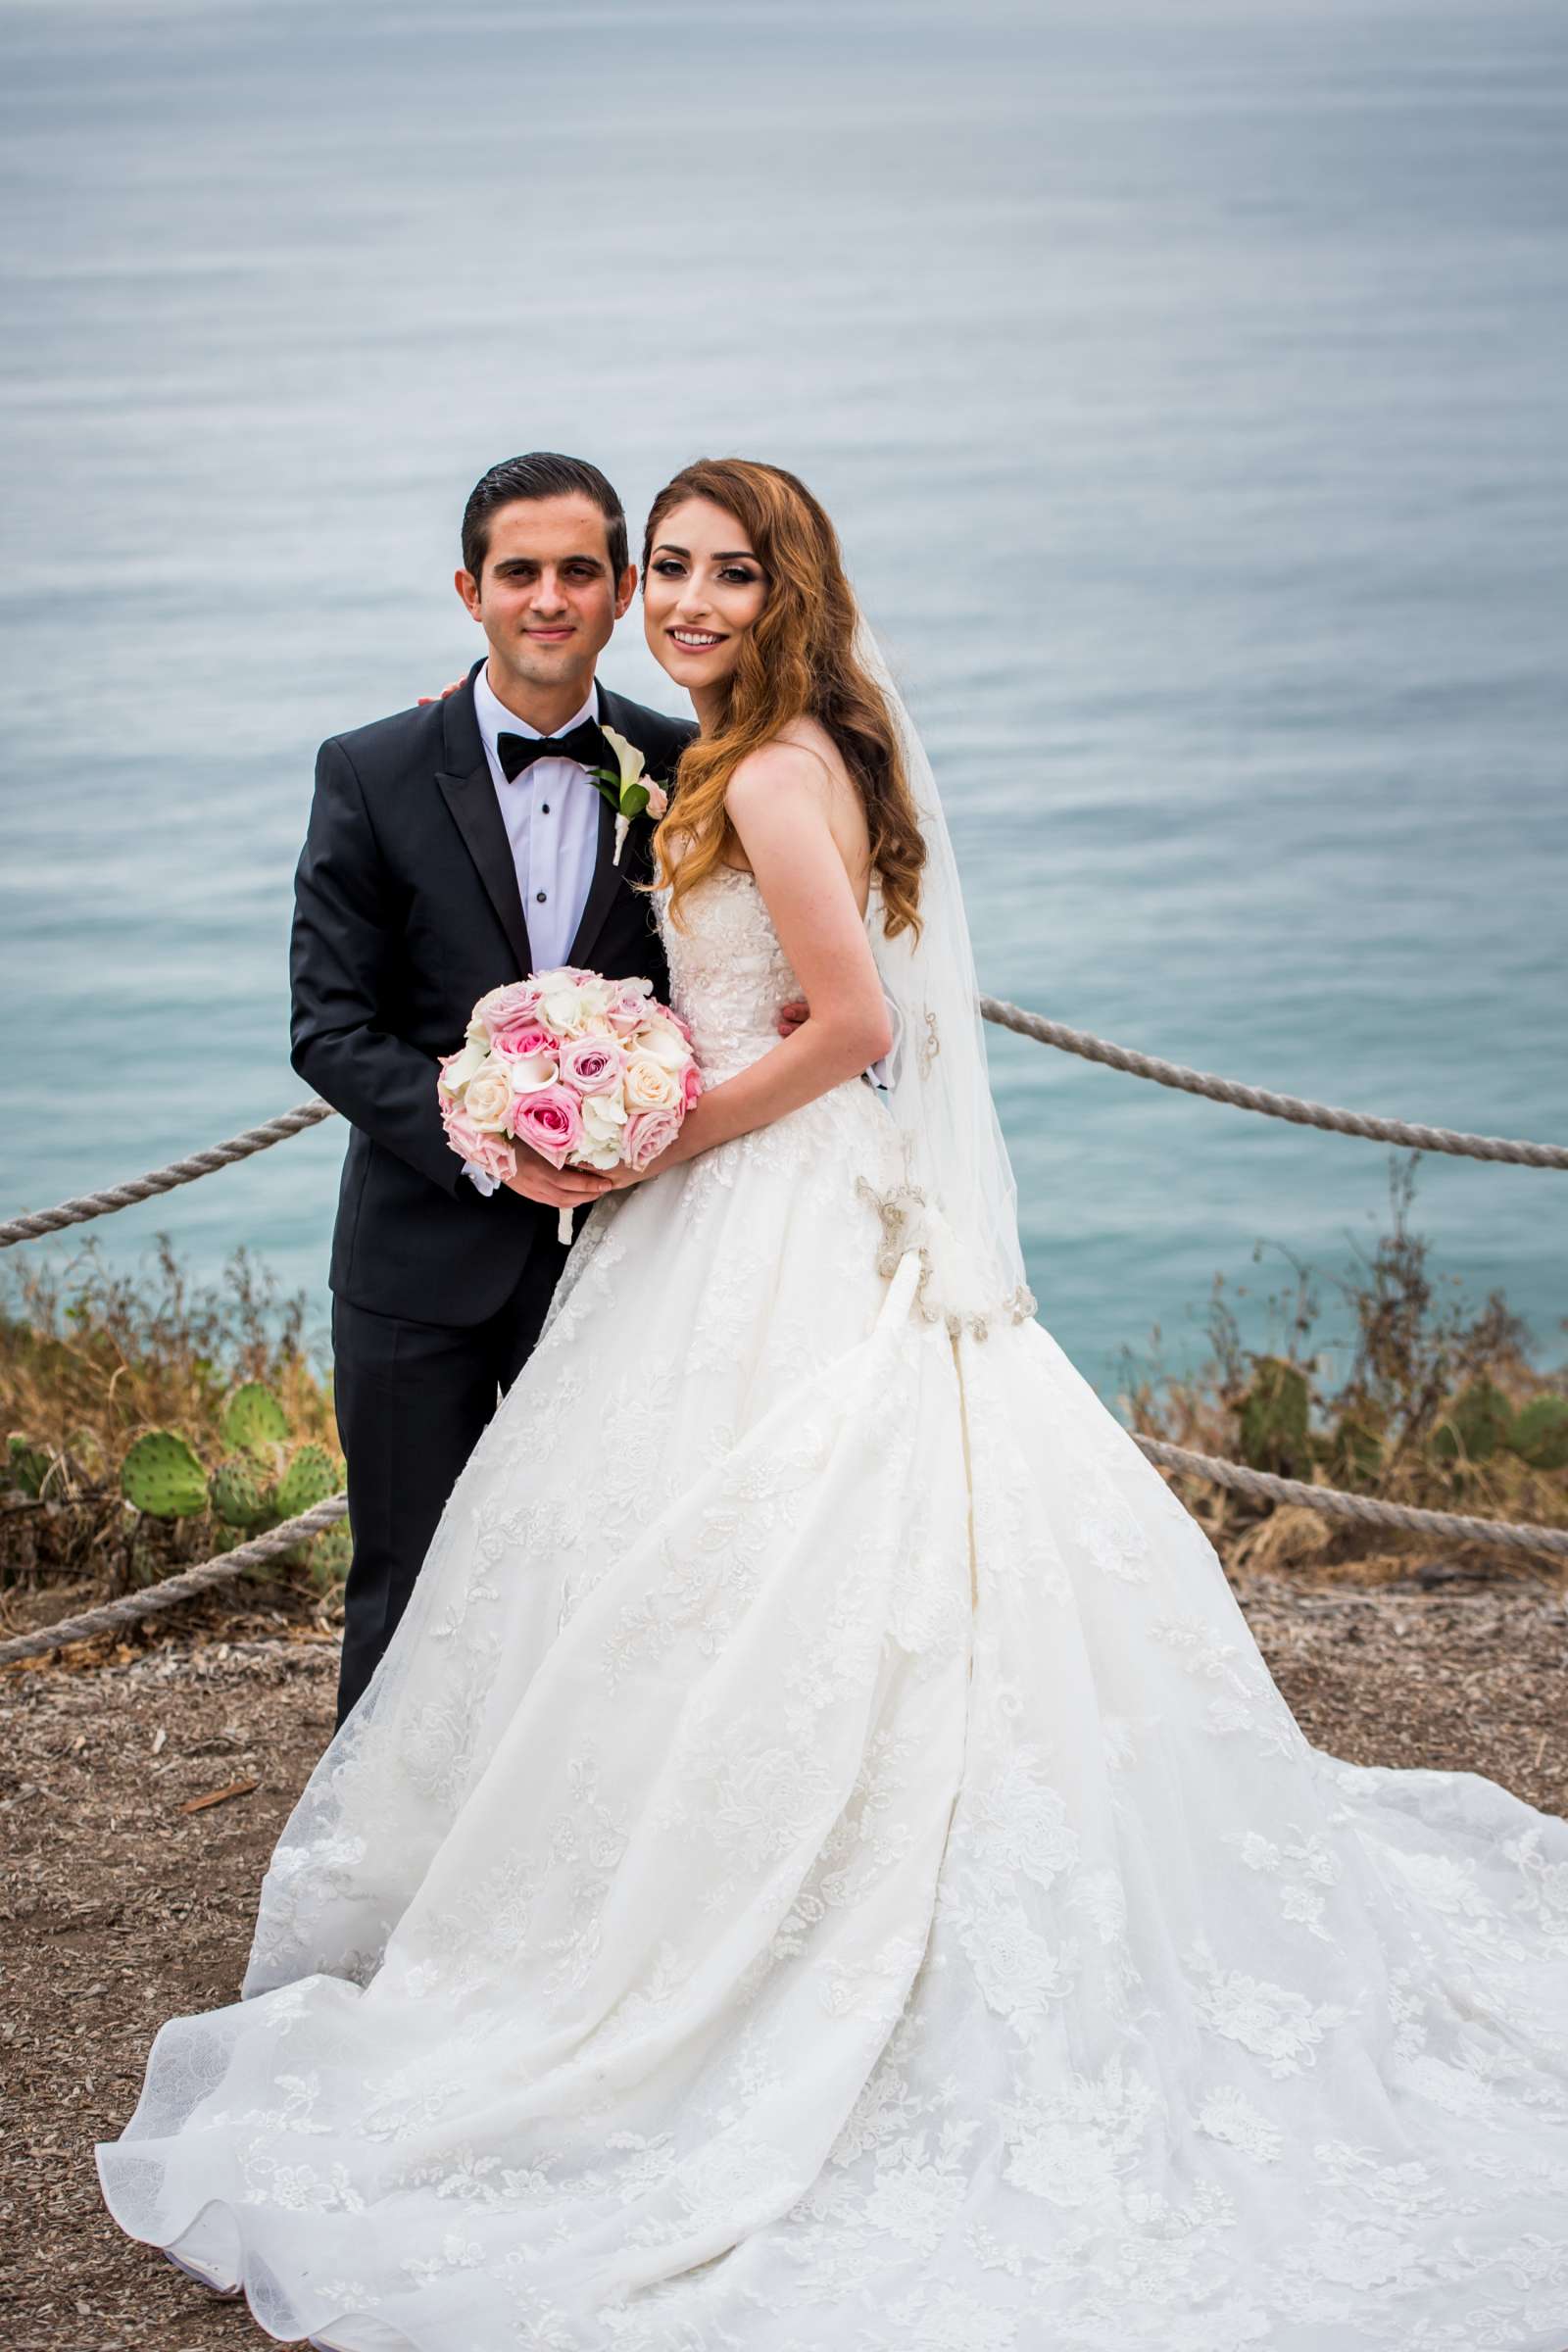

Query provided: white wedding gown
[98,863,1568,2352]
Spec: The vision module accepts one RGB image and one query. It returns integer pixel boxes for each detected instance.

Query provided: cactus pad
[274,1444,340,1523]
[1237,1357,1312,1480]
[7,1434,52,1498]
[309,1517,354,1592]
[121,1431,209,1519]
[221,1382,290,1454]
[1432,1378,1515,1464]
[209,1453,278,1531]
[1507,1396,1568,1472]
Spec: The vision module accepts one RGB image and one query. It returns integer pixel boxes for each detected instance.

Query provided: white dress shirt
[472,664,604,974]
[462,669,611,1196]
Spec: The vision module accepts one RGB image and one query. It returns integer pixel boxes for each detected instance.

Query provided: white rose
[464,1065,514,1132]
[634,1021,691,1075]
[580,1093,628,1142]
[624,1055,680,1111]
[540,984,587,1036]
[574,974,615,1018]
[576,1135,622,1171]
[439,1037,489,1096]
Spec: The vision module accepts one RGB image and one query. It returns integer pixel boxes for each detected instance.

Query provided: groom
[290,453,700,1729]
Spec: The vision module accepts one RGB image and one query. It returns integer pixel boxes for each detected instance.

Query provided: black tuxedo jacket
[290,661,697,1325]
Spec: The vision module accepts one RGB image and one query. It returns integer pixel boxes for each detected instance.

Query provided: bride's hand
[501,1144,613,1211]
[602,1138,683,1192]
[416,678,467,706]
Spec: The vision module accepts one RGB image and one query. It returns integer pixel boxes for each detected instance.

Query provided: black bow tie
[495,720,606,782]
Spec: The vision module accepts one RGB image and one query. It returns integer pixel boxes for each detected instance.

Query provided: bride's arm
[612,746,893,1180]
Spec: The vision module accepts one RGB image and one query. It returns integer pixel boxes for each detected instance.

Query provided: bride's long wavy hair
[641,459,925,940]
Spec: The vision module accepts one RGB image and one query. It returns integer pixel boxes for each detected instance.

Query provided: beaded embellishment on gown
[97,864,1568,2351]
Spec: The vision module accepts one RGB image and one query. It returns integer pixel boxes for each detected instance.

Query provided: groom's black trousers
[329,1236,568,1731]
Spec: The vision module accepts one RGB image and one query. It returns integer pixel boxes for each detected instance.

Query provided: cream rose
[624,1055,680,1112]
[463,1064,514,1132]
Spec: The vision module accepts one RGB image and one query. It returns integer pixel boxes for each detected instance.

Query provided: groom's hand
[777,999,809,1037]
[501,1144,613,1212]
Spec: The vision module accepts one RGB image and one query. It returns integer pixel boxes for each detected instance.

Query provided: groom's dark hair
[462,453,629,584]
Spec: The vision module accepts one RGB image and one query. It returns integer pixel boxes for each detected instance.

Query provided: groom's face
[456,494,636,699]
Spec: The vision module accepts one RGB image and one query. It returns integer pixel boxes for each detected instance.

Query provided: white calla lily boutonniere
[592,726,670,865]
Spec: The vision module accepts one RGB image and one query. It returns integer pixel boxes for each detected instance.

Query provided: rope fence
[979,1002,1568,1168]
[0,1101,337,1249]
[3,1002,1565,1255]
[0,1005,1563,1668]
[0,1497,348,1667]
[5,1435,1563,1669]
[1131,1439,1568,1563]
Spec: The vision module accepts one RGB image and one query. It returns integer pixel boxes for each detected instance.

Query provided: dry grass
[1118,1152,1568,1578]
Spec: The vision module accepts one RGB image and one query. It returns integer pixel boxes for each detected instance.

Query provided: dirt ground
[4,1565,1567,2352]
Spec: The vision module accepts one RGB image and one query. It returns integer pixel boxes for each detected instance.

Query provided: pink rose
[507,1084,584,1168]
[624,1103,683,1172]
[680,1061,703,1112]
[469,981,541,1041]
[607,980,656,1037]
[492,1022,561,1062]
[442,1104,517,1187]
[559,1036,624,1096]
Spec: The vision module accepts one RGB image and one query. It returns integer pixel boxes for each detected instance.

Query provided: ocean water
[1,0,1564,1405]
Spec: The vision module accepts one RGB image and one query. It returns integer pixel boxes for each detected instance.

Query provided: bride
[97,461,1568,2351]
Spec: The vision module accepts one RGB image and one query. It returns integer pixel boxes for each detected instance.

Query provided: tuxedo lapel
[564,679,653,971]
[435,662,532,976]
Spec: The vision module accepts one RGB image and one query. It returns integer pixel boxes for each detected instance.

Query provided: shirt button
[541,803,550,813]
[536,890,547,903]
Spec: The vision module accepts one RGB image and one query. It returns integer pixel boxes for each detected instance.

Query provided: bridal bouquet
[437,968,702,1243]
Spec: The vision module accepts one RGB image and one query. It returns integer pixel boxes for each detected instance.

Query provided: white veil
[855,606,1037,1340]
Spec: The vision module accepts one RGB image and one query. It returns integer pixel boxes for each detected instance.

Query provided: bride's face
[643,498,767,693]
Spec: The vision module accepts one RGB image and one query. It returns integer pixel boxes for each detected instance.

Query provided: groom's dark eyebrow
[492,550,607,573]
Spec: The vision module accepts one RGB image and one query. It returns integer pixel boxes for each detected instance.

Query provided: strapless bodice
[655,861,807,1084]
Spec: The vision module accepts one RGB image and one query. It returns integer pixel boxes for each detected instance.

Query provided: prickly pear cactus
[6,1434,52,1498]
[221,1382,290,1455]
[121,1431,209,1519]
[1432,1378,1514,1464]
[209,1453,278,1531]
[1326,1410,1384,1485]
[309,1516,353,1592]
[1506,1395,1568,1472]
[1237,1356,1312,1480]
[274,1444,340,1523]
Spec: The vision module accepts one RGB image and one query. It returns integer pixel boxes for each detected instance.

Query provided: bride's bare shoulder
[729,724,836,798]
[724,723,870,897]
